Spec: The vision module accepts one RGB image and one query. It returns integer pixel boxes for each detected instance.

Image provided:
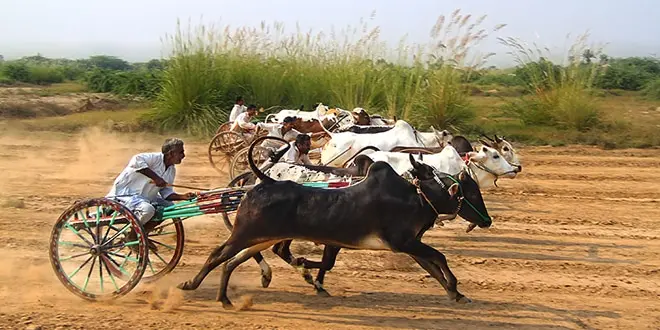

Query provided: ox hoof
[261,274,272,288]
[456,296,472,304]
[221,301,234,310]
[177,281,192,290]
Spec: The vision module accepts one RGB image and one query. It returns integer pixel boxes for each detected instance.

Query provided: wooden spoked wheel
[208,131,247,174]
[214,122,232,136]
[140,217,185,283]
[48,198,149,301]
[229,145,272,180]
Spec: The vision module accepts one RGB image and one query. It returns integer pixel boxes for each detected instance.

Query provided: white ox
[257,145,518,189]
[319,120,453,167]
[357,145,520,189]
[265,104,354,127]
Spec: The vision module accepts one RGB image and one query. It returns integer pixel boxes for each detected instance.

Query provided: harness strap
[412,177,461,222]
[412,178,441,216]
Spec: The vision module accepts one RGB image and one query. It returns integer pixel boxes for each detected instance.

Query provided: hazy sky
[1,0,658,67]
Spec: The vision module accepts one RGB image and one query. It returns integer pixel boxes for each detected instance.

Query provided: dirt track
[0,127,659,330]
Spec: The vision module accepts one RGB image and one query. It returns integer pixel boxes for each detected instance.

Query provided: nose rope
[462,154,519,188]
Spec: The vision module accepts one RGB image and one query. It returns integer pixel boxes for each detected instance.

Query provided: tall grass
[153,10,505,135]
[498,33,608,131]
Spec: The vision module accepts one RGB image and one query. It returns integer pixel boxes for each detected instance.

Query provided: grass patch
[498,33,607,131]
[642,78,660,100]
[154,10,505,136]
[0,101,70,119]
[4,108,153,133]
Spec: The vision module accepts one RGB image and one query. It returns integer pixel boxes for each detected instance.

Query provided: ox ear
[458,170,467,181]
[467,151,486,162]
[448,183,460,198]
[409,153,421,169]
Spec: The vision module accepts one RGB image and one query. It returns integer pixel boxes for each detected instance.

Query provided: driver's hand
[185,192,197,200]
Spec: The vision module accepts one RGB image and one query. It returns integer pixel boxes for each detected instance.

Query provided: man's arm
[137,167,167,187]
[238,115,256,130]
[302,154,314,165]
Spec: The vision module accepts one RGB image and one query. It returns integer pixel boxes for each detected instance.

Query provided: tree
[582,49,595,64]
[88,55,131,71]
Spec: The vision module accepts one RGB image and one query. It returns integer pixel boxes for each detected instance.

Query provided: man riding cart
[106,138,196,249]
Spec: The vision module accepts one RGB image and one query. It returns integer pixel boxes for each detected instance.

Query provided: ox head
[478,134,522,172]
[407,154,492,231]
[464,145,521,188]
[430,126,454,147]
[351,107,371,125]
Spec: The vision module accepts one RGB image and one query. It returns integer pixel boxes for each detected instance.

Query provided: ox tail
[247,136,290,184]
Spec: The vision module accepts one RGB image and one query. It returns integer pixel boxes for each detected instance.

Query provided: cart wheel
[229,146,271,180]
[49,198,149,301]
[141,218,185,283]
[208,131,247,174]
[214,122,233,135]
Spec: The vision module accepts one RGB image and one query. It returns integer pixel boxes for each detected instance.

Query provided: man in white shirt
[257,116,303,149]
[230,105,258,140]
[107,138,196,245]
[228,96,247,122]
[282,134,313,165]
[259,133,314,172]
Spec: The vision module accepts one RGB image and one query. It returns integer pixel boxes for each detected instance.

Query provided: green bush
[641,78,660,100]
[498,33,606,132]
[596,57,660,90]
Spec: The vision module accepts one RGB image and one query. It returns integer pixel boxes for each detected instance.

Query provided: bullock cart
[48,176,361,302]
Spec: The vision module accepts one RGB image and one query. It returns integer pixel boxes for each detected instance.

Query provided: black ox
[178,137,493,308]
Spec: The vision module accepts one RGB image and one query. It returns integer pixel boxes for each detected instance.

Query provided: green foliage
[641,78,660,100]
[1,61,64,85]
[498,33,606,132]
[87,55,132,71]
[154,11,504,135]
[85,68,161,98]
[596,57,660,90]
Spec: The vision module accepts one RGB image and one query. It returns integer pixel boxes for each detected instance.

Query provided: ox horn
[481,133,495,142]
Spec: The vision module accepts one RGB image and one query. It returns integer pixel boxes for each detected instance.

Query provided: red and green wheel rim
[49,198,149,301]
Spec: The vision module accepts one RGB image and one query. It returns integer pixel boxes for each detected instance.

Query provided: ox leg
[398,240,470,303]
[410,256,449,290]
[312,246,341,297]
[221,213,272,288]
[217,241,277,309]
[272,240,320,285]
[253,252,273,288]
[177,240,246,291]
